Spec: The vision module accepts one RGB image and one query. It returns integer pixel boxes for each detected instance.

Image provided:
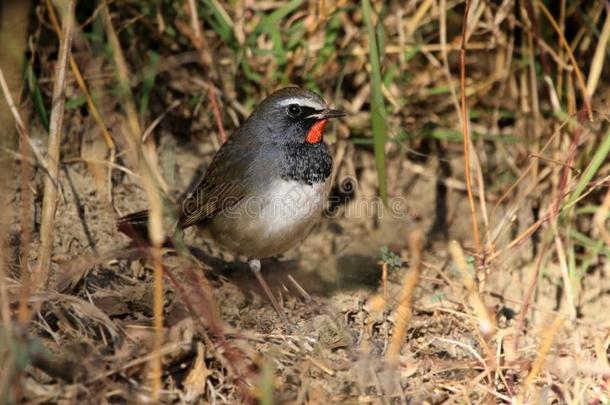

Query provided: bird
[118,87,345,320]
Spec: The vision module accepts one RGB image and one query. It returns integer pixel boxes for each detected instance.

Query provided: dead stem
[151,246,164,400]
[45,0,116,203]
[459,0,482,258]
[35,0,75,290]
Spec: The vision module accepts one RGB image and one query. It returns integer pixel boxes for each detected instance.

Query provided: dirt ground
[7,121,609,403]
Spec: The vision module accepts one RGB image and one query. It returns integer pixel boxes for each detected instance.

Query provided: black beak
[307,108,346,120]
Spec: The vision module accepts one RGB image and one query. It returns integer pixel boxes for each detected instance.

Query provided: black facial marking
[286,105,317,120]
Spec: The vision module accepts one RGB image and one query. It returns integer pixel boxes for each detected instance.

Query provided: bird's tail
[117,210,153,246]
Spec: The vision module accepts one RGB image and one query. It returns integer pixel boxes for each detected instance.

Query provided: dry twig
[35,0,75,290]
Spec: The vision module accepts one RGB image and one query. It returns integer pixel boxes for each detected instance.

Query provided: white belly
[208,179,329,258]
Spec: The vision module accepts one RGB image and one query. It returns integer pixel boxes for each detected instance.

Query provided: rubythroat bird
[118,87,345,320]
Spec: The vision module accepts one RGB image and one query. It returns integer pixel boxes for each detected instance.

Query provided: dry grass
[0,0,609,403]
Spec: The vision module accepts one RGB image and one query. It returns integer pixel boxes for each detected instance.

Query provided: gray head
[241,87,344,145]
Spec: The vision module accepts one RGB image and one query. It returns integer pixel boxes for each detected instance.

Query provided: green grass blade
[255,0,303,34]
[259,360,275,405]
[250,0,302,73]
[362,0,388,203]
[139,51,159,122]
[26,65,49,130]
[563,129,610,210]
[203,0,237,48]
[64,96,87,110]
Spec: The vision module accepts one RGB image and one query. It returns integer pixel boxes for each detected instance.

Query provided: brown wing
[177,139,273,229]
[178,178,246,228]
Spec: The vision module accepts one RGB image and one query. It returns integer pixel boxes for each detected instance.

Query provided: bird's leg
[248,259,287,323]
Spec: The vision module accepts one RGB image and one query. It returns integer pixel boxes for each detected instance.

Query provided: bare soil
[7,128,608,403]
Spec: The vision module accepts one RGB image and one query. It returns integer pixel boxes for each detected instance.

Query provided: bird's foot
[248,259,289,325]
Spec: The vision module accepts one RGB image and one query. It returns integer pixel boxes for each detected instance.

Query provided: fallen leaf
[183,342,211,403]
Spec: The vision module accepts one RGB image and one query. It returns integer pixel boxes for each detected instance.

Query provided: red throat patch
[305,119,328,144]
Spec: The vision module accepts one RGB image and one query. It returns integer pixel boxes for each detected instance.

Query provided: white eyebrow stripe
[277,97,326,110]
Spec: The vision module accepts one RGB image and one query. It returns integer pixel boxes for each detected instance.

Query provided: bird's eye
[286,104,302,118]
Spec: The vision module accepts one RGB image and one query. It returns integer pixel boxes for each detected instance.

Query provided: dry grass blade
[27,291,120,340]
[439,0,461,123]
[443,0,490,254]
[387,229,424,361]
[536,0,592,119]
[517,316,563,403]
[586,4,610,97]
[35,0,75,290]
[404,0,434,41]
[448,241,494,335]
[0,68,54,183]
[458,0,481,257]
[553,226,577,321]
[100,1,141,143]
[45,0,116,202]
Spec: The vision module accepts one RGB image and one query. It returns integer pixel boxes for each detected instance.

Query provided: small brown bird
[118,87,345,319]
